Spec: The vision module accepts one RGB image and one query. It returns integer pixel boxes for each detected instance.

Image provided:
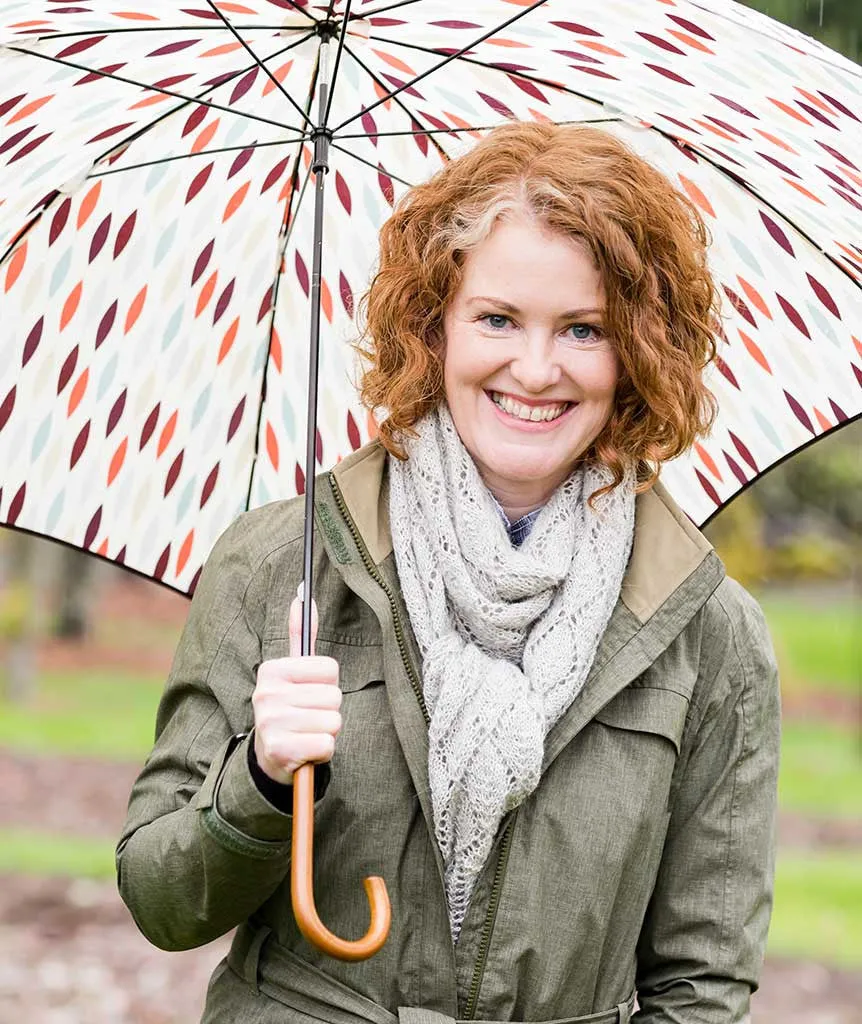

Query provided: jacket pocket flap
[594,686,688,753]
[315,637,384,692]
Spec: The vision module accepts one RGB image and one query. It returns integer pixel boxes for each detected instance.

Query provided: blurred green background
[0,1,859,1021]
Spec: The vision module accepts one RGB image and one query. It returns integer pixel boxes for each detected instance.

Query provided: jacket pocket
[260,636,384,693]
[593,686,688,754]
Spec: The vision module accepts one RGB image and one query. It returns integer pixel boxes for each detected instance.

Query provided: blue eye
[482,314,511,330]
[568,323,601,342]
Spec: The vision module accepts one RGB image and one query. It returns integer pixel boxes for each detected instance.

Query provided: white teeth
[491,392,568,422]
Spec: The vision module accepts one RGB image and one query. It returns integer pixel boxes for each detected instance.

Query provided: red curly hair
[358,121,719,493]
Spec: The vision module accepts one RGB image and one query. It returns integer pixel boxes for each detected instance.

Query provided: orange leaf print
[486,36,531,47]
[270,326,283,373]
[263,61,294,96]
[813,407,832,432]
[738,329,772,374]
[678,174,715,218]
[97,538,110,557]
[124,286,147,334]
[217,318,240,364]
[107,437,128,485]
[320,277,333,324]
[68,368,89,416]
[196,271,218,317]
[76,181,102,228]
[693,119,736,141]
[223,181,250,222]
[783,178,825,205]
[578,40,625,57]
[60,282,83,331]
[192,119,220,154]
[4,241,26,293]
[114,11,159,19]
[214,1,257,13]
[694,442,723,481]
[201,42,243,58]
[768,98,811,125]
[736,277,772,320]
[129,92,171,110]
[8,95,53,124]
[667,30,714,54]
[176,529,195,576]
[754,128,797,154]
[372,49,416,77]
[157,410,178,457]
[266,422,279,471]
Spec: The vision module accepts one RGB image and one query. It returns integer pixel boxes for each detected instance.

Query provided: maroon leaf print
[139,403,161,450]
[186,163,214,204]
[724,452,747,487]
[316,428,323,466]
[227,397,246,442]
[0,95,25,119]
[829,399,848,422]
[378,167,394,206]
[806,273,841,318]
[165,451,184,496]
[213,279,235,325]
[818,141,858,171]
[361,109,379,146]
[8,133,52,165]
[638,32,685,55]
[776,295,810,338]
[666,15,715,40]
[49,198,71,246]
[712,95,757,119]
[22,318,43,367]
[200,463,219,508]
[760,212,794,256]
[189,566,203,596]
[230,68,258,105]
[57,346,79,394]
[339,271,354,317]
[261,156,290,194]
[784,391,815,435]
[0,386,15,432]
[714,355,740,390]
[153,544,171,581]
[70,420,91,469]
[148,39,199,58]
[572,66,618,81]
[113,212,137,258]
[645,64,694,87]
[295,251,310,297]
[76,61,125,87]
[507,74,549,103]
[550,21,603,36]
[182,105,208,137]
[478,92,515,119]
[8,484,26,526]
[228,147,254,178]
[722,285,756,328]
[106,389,127,437]
[0,126,34,158]
[116,545,127,565]
[295,462,305,496]
[335,170,352,214]
[430,20,481,28]
[96,301,117,348]
[88,123,134,145]
[347,410,361,451]
[695,469,720,507]
[817,91,859,121]
[729,431,758,473]
[83,506,102,550]
[89,214,112,263]
[57,35,106,59]
[191,240,215,286]
[854,363,862,389]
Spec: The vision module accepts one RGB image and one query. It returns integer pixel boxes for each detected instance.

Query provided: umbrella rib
[331,0,549,132]
[4,39,313,133]
[90,135,309,177]
[335,117,619,141]
[203,0,314,128]
[10,24,292,40]
[321,0,352,129]
[330,141,414,187]
[349,0,422,20]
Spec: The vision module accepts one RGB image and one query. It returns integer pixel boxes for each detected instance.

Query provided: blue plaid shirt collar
[492,497,544,547]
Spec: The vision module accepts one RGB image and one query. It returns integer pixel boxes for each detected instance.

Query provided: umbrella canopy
[1,0,860,594]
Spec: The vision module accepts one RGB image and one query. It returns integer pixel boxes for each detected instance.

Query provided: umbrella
[1,0,860,958]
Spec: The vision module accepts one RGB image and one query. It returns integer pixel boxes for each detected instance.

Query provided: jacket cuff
[246,737,331,811]
[214,732,295,842]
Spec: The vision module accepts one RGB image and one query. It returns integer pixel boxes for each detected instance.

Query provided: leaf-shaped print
[339,272,354,317]
[645,64,693,87]
[638,32,685,55]
[361,109,379,146]
[82,507,101,549]
[258,285,274,324]
[0,94,24,119]
[729,432,758,473]
[829,400,848,422]
[737,330,771,374]
[295,251,310,297]
[478,92,515,119]
[213,279,235,325]
[0,387,15,433]
[183,105,208,138]
[695,469,720,507]
[70,421,91,469]
[96,301,118,348]
[153,544,171,581]
[140,403,160,450]
[295,462,305,496]
[266,422,279,471]
[57,36,106,59]
[149,39,199,57]
[88,123,134,145]
[378,167,395,206]
[125,286,147,334]
[177,530,195,577]
[200,464,220,508]
[191,240,215,286]
[550,21,603,36]
[806,274,841,318]
[186,163,214,204]
[347,410,361,451]
[667,14,715,40]
[165,451,184,496]
[75,61,125,87]
[262,156,290,194]
[270,326,282,373]
[107,438,128,486]
[335,170,352,214]
[116,546,127,566]
[157,411,178,458]
[724,453,747,487]
[316,428,323,466]
[230,68,258,105]
[89,215,112,263]
[223,181,250,222]
[77,181,102,229]
[22,318,43,367]
[68,370,89,417]
[694,442,722,481]
[218,318,240,364]
[8,132,52,165]
[760,212,794,256]
[57,346,79,394]
[507,74,549,104]
[227,397,246,442]
[784,391,815,435]
[114,212,137,258]
[49,198,71,246]
[0,126,34,158]
[714,355,740,390]
[106,389,127,437]
[722,285,756,328]
[228,147,254,178]
[60,283,83,332]
[776,295,810,338]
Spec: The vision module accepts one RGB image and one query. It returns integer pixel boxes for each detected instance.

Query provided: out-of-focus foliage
[739,0,860,60]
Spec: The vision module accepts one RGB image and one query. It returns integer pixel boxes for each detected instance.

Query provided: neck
[485,481,555,522]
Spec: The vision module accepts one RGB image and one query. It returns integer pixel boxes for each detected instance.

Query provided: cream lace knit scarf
[389,406,636,940]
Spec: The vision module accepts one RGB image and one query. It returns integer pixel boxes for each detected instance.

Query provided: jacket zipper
[328,471,515,1018]
[463,814,516,1020]
[327,474,429,724]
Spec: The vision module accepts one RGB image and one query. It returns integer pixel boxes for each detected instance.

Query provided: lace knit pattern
[389,406,636,939]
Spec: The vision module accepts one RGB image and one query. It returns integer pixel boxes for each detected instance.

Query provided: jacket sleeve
[116,514,316,951]
[634,580,781,1023]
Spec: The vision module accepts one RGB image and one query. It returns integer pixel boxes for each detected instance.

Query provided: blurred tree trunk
[2,534,56,702]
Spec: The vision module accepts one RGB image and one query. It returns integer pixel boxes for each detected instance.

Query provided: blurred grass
[0,828,115,879]
[779,720,862,819]
[0,669,162,759]
[768,851,862,968]
[759,592,860,694]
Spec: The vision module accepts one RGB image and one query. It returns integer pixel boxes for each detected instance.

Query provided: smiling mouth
[489,391,573,423]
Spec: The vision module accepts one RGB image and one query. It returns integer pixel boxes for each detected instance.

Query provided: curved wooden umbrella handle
[291,762,391,960]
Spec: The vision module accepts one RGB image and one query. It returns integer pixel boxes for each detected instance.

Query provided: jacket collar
[330,439,716,625]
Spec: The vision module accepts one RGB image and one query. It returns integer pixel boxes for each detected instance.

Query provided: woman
[118,122,780,1024]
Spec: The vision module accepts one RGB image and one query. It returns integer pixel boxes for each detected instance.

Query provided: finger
[270,682,342,710]
[261,707,342,735]
[256,656,339,687]
[262,732,336,768]
[288,592,318,658]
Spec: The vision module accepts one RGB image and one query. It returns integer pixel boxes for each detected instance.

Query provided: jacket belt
[228,922,634,1024]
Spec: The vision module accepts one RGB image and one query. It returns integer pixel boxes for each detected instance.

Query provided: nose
[509,330,562,393]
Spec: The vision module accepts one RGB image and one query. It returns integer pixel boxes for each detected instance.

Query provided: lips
[489,391,571,423]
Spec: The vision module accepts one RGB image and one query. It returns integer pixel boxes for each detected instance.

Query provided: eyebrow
[467,296,605,319]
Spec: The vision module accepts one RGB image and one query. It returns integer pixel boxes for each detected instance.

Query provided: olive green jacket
[117,441,780,1024]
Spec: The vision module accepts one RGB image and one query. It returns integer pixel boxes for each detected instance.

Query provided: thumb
[288,588,318,658]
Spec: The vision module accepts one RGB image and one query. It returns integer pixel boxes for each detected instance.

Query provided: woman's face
[442,213,620,513]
